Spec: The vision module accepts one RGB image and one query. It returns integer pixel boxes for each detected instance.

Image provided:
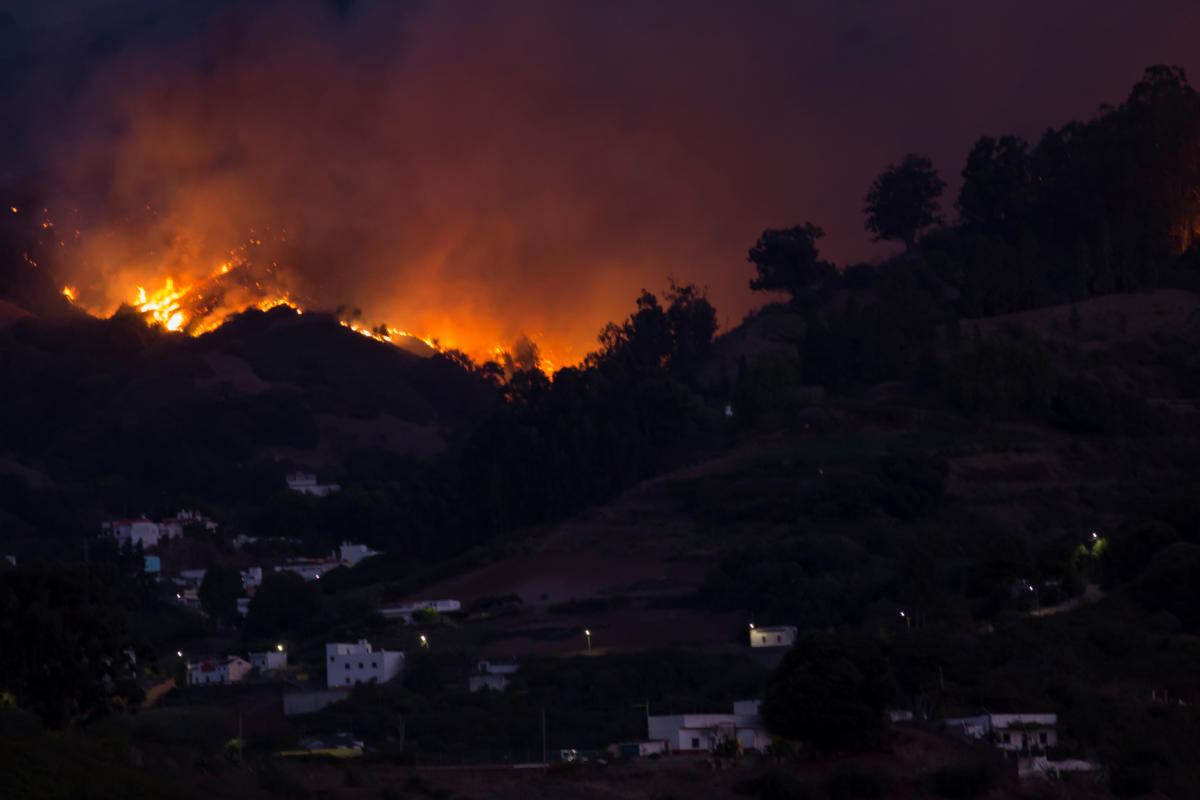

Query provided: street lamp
[1028,585,1040,613]
[584,629,592,652]
[899,610,909,630]
[419,634,428,648]
[276,643,284,652]
[176,650,183,658]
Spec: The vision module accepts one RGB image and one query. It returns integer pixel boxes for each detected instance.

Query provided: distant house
[337,542,379,567]
[647,699,771,753]
[250,649,288,673]
[103,518,165,549]
[749,625,797,648]
[158,509,218,538]
[943,713,1058,753]
[468,658,519,692]
[187,656,252,686]
[286,472,341,497]
[379,599,462,623]
[275,561,335,581]
[242,566,263,588]
[326,640,404,689]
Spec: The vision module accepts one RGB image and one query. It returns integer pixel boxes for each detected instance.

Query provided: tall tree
[0,564,143,726]
[864,154,946,250]
[198,562,244,626]
[747,223,837,306]
[957,135,1033,237]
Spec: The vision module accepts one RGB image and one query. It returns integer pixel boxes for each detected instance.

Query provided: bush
[823,764,891,799]
[752,768,819,800]
[929,762,997,799]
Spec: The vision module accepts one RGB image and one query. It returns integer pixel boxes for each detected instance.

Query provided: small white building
[275,561,334,581]
[647,700,770,753]
[250,649,288,673]
[749,625,797,648]
[468,659,519,692]
[103,518,164,549]
[159,509,218,538]
[338,542,379,567]
[287,472,341,497]
[943,713,1058,753]
[187,655,252,686]
[992,714,1058,752]
[326,640,404,689]
[379,599,462,623]
[242,566,263,588]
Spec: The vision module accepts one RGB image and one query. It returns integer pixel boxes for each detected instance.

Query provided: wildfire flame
[41,211,554,371]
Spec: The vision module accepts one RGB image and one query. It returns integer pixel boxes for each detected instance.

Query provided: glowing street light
[584,629,592,652]
[276,643,284,652]
[419,634,428,648]
[899,610,909,630]
[176,650,183,658]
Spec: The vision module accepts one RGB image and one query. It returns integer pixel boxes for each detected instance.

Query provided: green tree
[0,564,143,727]
[763,634,888,750]
[198,562,244,625]
[864,154,945,250]
[246,570,323,637]
[956,136,1033,237]
[748,223,838,306]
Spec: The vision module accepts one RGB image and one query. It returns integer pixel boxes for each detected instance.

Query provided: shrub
[823,763,891,799]
[929,762,997,799]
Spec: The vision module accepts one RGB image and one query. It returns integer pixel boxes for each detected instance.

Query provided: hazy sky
[3,0,1199,363]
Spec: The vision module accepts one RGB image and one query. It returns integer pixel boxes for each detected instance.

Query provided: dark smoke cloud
[6,0,1200,363]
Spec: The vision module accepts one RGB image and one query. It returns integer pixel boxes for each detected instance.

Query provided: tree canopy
[747,223,838,305]
[864,153,946,250]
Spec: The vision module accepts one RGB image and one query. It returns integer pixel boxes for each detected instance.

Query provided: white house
[749,625,797,648]
[338,542,379,567]
[468,659,519,692]
[250,648,288,673]
[326,640,404,689]
[992,714,1058,752]
[943,713,1058,753]
[187,655,252,686]
[275,561,335,581]
[159,509,218,538]
[287,472,341,497]
[647,700,771,753]
[379,599,462,623]
[103,518,164,549]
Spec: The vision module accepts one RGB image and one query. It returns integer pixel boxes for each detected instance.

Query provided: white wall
[325,642,404,688]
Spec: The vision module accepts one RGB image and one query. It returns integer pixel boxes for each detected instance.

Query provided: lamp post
[1028,585,1040,613]
[419,634,428,648]
[900,610,909,630]
[584,629,591,652]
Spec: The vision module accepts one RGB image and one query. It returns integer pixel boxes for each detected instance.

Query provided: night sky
[2,0,1198,363]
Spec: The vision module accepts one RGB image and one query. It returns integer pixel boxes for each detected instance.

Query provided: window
[1002,733,1010,744]
[691,738,700,749]
[1039,732,1048,745]
[330,656,335,662]
[776,635,782,643]
[346,677,351,684]
[372,661,377,668]
[359,662,364,669]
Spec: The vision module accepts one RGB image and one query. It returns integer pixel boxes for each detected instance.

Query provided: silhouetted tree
[198,562,244,625]
[864,154,945,250]
[748,223,838,306]
[957,136,1033,237]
